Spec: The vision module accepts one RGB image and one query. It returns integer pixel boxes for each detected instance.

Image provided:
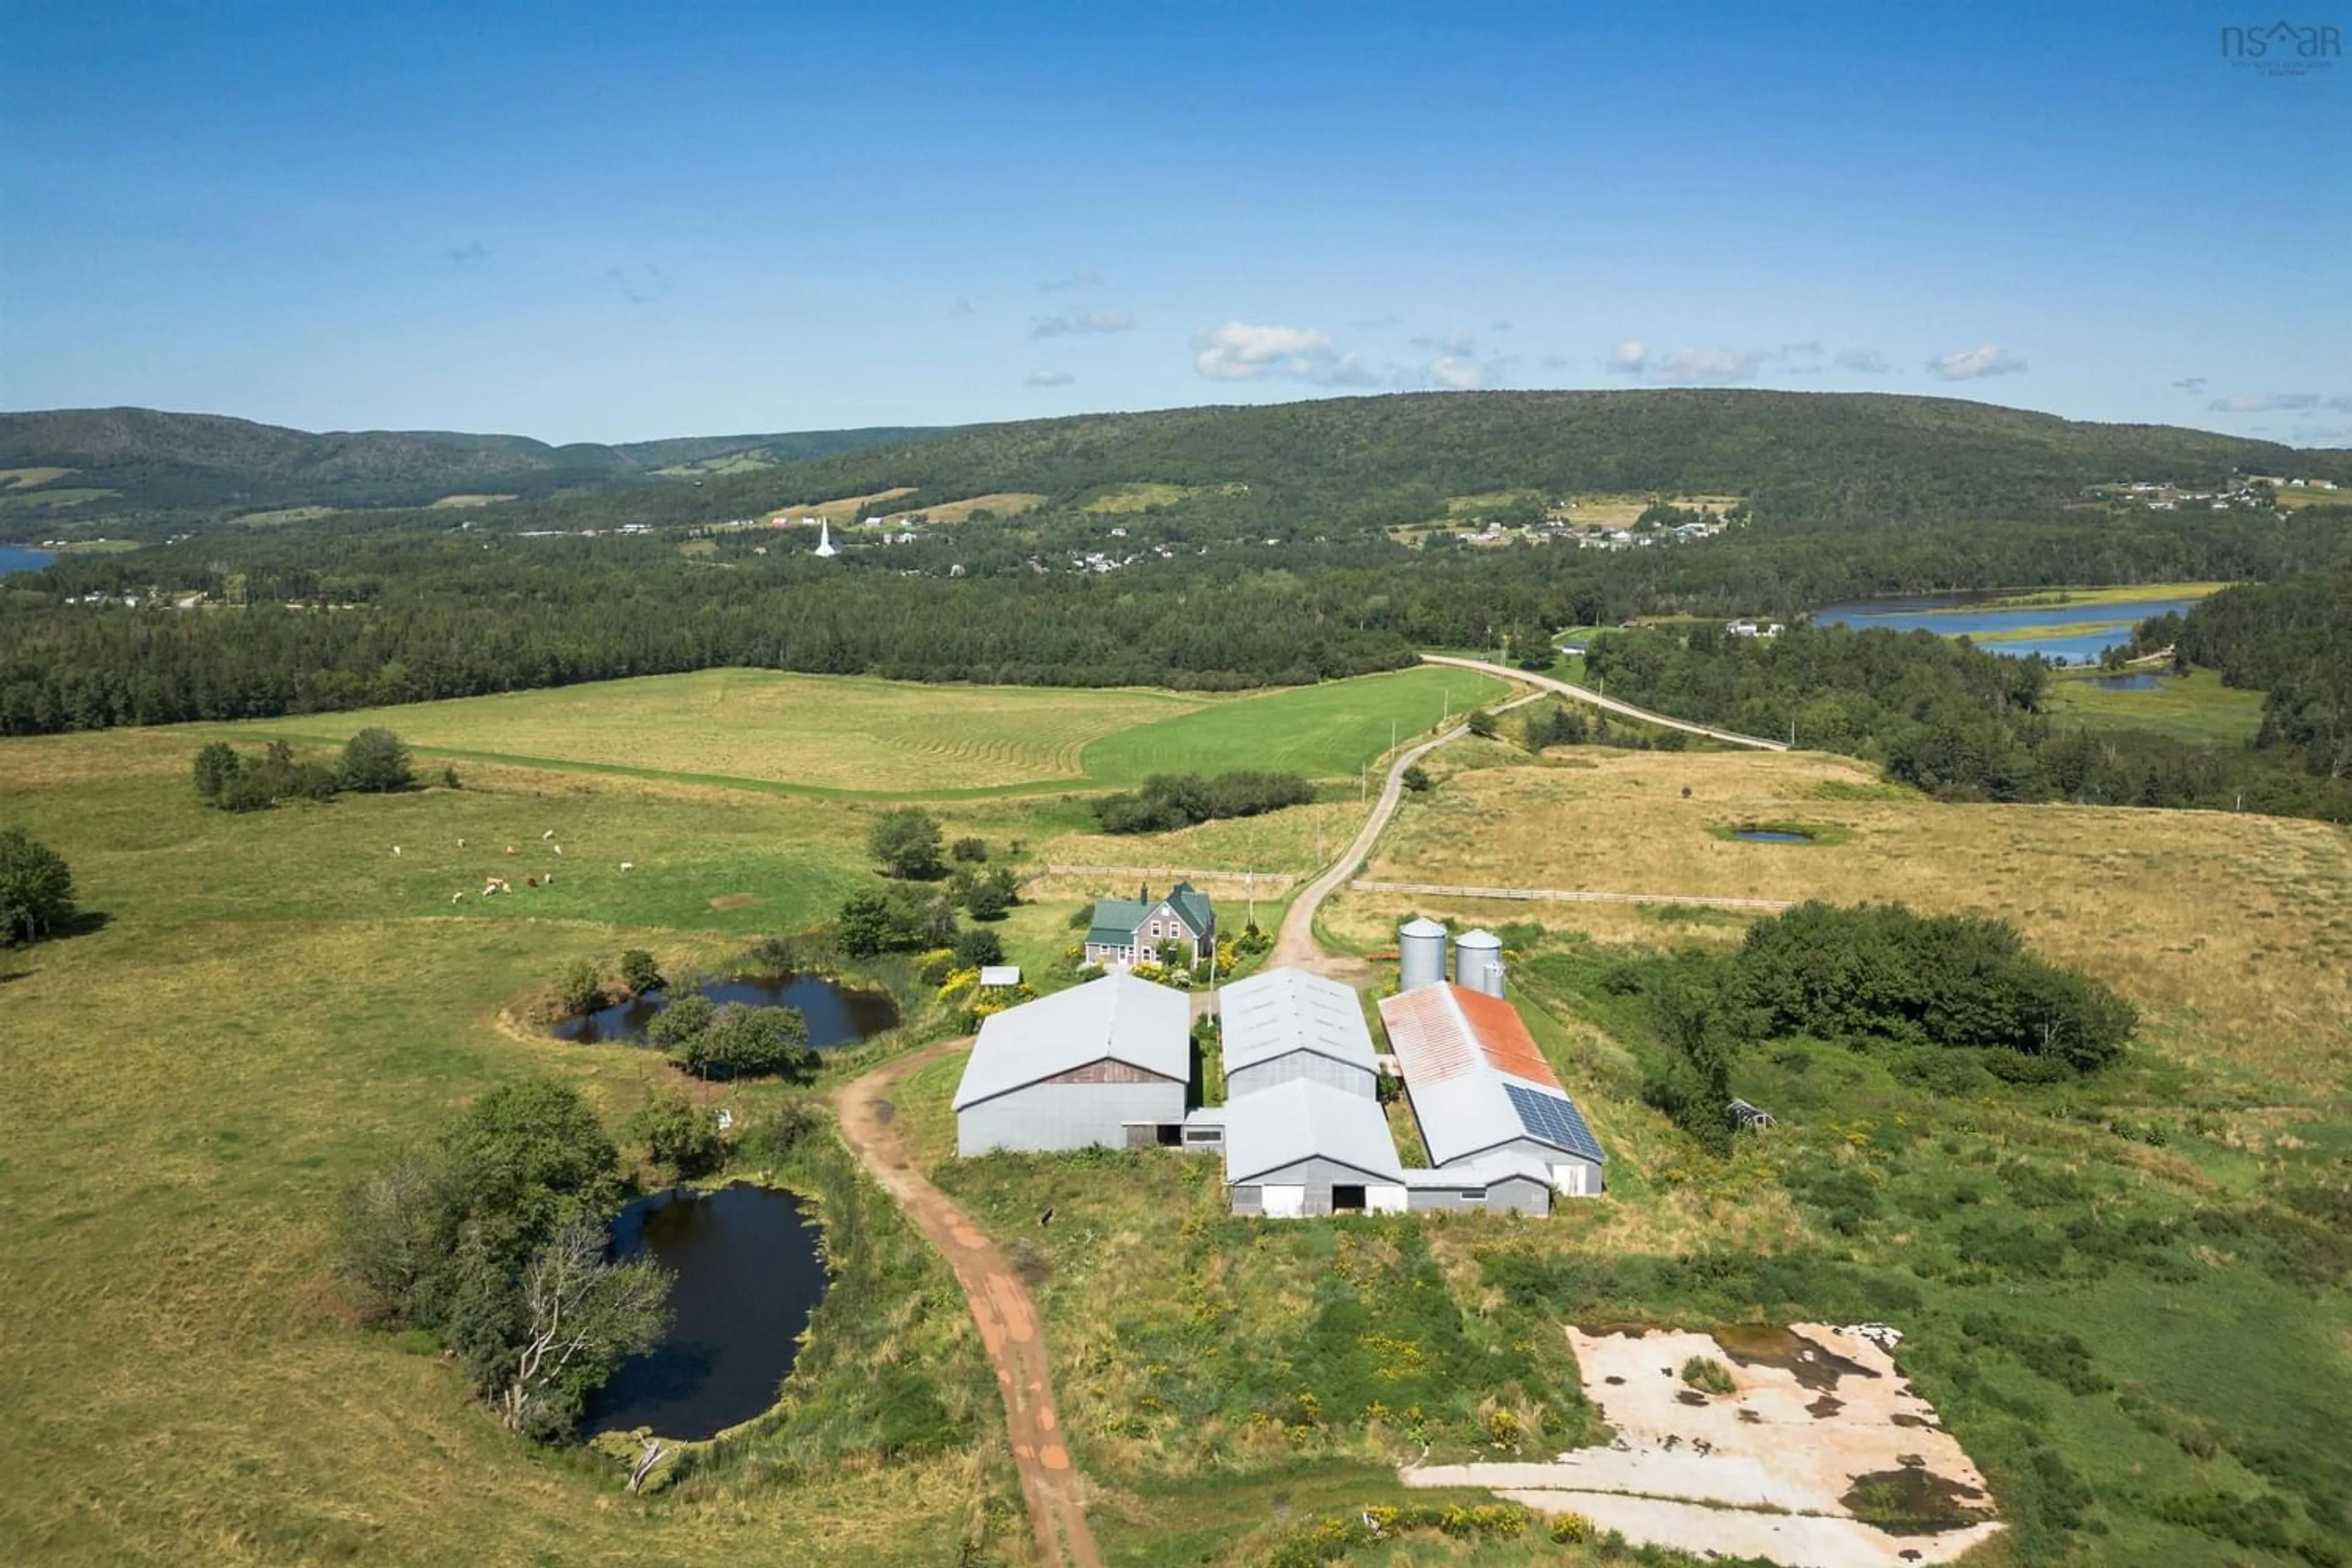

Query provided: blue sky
[3,1,2346,444]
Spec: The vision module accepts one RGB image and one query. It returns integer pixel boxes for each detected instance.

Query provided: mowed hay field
[217,665,1506,799]
[0,728,1028,1567]
[1340,747,2352,1091]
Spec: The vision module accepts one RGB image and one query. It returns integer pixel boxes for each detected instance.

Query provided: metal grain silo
[1455,928,1505,997]
[1398,918,1449,992]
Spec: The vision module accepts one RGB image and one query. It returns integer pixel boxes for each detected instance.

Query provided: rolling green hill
[0,407,941,518]
[489,388,2352,535]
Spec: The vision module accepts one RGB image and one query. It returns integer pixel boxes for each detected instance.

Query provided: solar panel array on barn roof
[1377,982,1607,1169]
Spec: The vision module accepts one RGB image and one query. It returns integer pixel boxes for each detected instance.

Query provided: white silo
[1398,917,1449,992]
[1455,928,1505,997]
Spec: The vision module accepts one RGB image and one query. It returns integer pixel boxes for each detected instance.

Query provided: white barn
[1378,982,1607,1209]
[1223,1077,1405,1216]
[1219,967,1380,1101]
[952,974,1189,1156]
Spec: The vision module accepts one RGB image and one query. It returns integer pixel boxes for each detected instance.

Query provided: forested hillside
[0,407,938,514]
[7,391,2348,530]
[472,388,2352,537]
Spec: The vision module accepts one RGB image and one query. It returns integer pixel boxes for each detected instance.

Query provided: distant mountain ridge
[3,391,2345,528]
[0,407,942,514]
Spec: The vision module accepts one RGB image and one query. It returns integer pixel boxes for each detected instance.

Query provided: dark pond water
[1812,593,2202,663]
[1733,829,1814,843]
[585,1185,829,1441]
[0,545,56,575]
[2091,673,2162,692]
[554,973,898,1046]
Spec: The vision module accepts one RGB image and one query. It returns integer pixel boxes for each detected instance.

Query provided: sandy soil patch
[1406,1324,1999,1568]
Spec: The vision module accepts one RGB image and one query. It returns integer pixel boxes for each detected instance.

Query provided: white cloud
[1191,322,1381,385]
[1834,348,1893,374]
[1030,307,1134,339]
[447,240,489,265]
[1605,341,1764,385]
[949,295,976,317]
[2206,392,2352,413]
[1929,342,2027,380]
[1037,270,1102,293]
[1430,355,1491,390]
[2171,375,2207,394]
[1412,328,1479,356]
[1023,368,1076,387]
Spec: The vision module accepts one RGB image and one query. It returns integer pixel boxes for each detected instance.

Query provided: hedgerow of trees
[1092,769,1317,834]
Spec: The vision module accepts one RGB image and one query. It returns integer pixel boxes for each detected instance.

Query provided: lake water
[584,1185,829,1441]
[0,545,56,575]
[554,973,899,1047]
[1733,829,1813,843]
[2091,673,2163,692]
[1811,594,2203,664]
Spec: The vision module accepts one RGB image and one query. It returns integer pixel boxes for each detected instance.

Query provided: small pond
[2090,673,2162,692]
[1733,829,1814,843]
[554,973,898,1047]
[0,545,56,576]
[585,1185,829,1441]
[1811,592,2204,663]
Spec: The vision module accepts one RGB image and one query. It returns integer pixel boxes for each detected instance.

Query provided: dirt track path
[832,1041,1101,1568]
[1420,654,1789,750]
[1270,690,1540,974]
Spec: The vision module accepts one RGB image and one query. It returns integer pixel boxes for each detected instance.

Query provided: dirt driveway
[832,1040,1102,1568]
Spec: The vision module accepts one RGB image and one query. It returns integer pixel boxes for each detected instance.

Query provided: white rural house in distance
[952,972,1189,1155]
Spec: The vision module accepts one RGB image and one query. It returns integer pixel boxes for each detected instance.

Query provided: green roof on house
[1167,881,1215,933]
[1085,897,1148,949]
[1084,883,1216,950]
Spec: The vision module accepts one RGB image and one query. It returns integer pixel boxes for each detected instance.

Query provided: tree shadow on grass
[4,908,113,962]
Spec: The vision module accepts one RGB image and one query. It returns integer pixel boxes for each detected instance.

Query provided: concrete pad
[1402,1323,1999,1568]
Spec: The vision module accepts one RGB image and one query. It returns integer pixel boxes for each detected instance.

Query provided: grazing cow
[391,845,401,856]
[506,845,518,856]
[543,829,555,840]
[526,876,540,888]
[458,838,466,848]
[451,892,464,904]
[619,861,635,873]
[551,843,562,856]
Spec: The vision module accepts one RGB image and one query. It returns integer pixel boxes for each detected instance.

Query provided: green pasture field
[213,665,1507,801]
[0,728,1033,1567]
[2046,667,2268,745]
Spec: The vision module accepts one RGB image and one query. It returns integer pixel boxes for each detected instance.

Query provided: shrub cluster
[191,728,415,812]
[646,995,817,1082]
[837,882,961,956]
[1093,769,1315,834]
[332,1079,668,1441]
[1728,901,2137,1071]
[0,826,76,946]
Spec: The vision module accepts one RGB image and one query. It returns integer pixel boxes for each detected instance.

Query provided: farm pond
[584,1185,829,1440]
[554,973,899,1047]
[1811,592,2203,663]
